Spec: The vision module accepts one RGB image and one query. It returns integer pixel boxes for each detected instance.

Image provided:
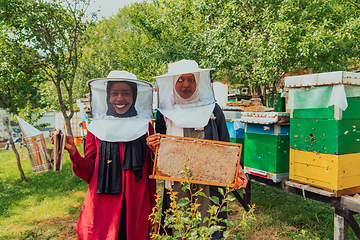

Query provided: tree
[12,102,50,130]
[76,6,163,88]
[0,0,91,136]
[126,0,360,107]
[197,0,360,106]
[127,0,207,65]
[0,32,41,180]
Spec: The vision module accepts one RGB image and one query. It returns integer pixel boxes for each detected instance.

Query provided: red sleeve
[147,123,157,208]
[70,132,97,184]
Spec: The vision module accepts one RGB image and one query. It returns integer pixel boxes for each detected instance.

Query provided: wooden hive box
[239,112,290,182]
[285,71,360,121]
[225,121,245,162]
[226,121,245,142]
[290,119,360,155]
[150,135,243,187]
[290,149,360,196]
[244,133,289,176]
[292,97,360,120]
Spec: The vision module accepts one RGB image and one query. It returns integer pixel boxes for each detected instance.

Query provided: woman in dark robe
[147,60,247,239]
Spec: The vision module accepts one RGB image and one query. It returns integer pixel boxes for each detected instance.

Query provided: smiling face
[175,73,197,99]
[108,82,134,114]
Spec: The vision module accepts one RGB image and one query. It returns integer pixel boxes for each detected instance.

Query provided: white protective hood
[154,60,216,128]
[87,71,154,142]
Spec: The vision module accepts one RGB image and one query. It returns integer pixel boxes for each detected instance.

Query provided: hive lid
[285,71,360,88]
[234,112,290,125]
[222,106,243,111]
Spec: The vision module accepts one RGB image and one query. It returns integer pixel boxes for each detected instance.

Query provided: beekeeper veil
[154,59,216,128]
[87,71,153,142]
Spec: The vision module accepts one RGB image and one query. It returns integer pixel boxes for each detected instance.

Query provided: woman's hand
[233,167,248,190]
[51,129,77,157]
[64,135,77,157]
[146,133,161,153]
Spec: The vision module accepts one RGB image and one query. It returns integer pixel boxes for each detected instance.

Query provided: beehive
[290,118,360,155]
[239,112,290,182]
[286,71,360,194]
[292,97,360,120]
[290,149,360,196]
[244,133,289,174]
[226,121,245,143]
[223,106,245,161]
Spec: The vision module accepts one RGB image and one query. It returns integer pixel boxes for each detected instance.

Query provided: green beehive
[244,133,289,174]
[290,118,360,155]
[286,71,360,155]
[292,97,360,120]
[286,71,360,193]
[240,112,290,182]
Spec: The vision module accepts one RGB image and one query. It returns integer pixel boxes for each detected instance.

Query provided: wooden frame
[149,134,243,187]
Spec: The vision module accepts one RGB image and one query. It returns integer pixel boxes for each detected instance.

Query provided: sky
[87,0,142,19]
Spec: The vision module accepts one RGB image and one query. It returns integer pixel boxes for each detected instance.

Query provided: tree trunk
[273,91,279,110]
[255,86,266,106]
[3,116,25,181]
[64,115,73,137]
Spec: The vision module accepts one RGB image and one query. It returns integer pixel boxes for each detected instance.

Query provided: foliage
[0,0,91,135]
[126,0,360,106]
[0,31,41,112]
[76,6,164,90]
[127,0,206,64]
[76,0,360,104]
[11,101,50,130]
[149,164,255,239]
[0,30,42,180]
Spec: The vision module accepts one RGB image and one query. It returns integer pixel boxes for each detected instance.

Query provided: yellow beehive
[290,149,360,196]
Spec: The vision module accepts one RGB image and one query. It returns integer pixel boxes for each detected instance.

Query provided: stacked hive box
[286,71,360,196]
[237,112,290,183]
[223,106,245,162]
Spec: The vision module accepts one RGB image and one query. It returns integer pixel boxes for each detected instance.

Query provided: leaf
[164,215,172,226]
[223,219,234,228]
[193,191,208,198]
[178,197,190,206]
[174,231,182,238]
[218,188,224,196]
[226,194,236,202]
[182,181,190,189]
[209,225,222,235]
[223,230,231,237]
[220,206,230,212]
[209,196,219,205]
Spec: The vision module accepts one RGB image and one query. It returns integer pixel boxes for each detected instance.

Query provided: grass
[229,183,360,239]
[1,142,359,239]
[0,143,87,239]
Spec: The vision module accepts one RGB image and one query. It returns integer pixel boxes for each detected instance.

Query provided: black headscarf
[96,80,147,195]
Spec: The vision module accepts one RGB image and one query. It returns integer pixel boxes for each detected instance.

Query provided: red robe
[70,128,156,240]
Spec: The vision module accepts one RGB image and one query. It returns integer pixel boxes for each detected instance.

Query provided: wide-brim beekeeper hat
[87,70,154,142]
[154,60,216,128]
[154,59,214,78]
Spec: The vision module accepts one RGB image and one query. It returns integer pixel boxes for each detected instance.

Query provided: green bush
[149,164,255,239]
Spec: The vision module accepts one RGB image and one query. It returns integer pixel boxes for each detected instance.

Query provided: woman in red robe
[60,71,157,240]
